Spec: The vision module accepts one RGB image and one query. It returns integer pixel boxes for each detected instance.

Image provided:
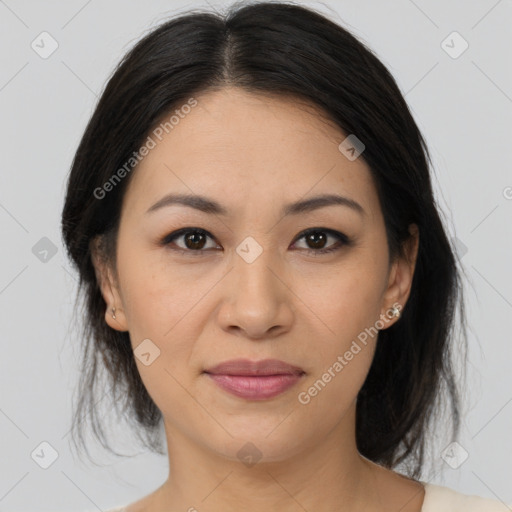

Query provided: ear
[90,236,128,332]
[379,223,419,328]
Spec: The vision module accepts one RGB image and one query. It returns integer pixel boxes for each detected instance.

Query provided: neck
[152,403,383,512]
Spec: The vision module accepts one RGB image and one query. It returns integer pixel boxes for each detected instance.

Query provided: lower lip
[205,373,303,400]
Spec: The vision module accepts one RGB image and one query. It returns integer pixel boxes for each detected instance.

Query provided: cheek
[298,259,384,338]
[294,269,381,417]
[292,254,385,392]
[115,248,215,379]
[115,244,186,331]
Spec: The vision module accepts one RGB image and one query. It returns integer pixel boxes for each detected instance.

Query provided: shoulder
[421,482,511,511]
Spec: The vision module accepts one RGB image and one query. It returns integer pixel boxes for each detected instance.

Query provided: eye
[161,228,219,256]
[160,227,351,256]
[291,228,350,255]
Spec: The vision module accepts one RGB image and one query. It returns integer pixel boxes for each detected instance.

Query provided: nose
[216,246,294,340]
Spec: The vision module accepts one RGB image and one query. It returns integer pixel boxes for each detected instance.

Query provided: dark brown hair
[61,0,467,478]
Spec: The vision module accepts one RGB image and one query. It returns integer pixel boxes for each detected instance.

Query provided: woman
[61,2,509,511]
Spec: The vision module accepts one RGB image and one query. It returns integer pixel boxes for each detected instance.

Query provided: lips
[203,359,305,400]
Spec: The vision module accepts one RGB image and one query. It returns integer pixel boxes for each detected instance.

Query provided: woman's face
[94,87,418,463]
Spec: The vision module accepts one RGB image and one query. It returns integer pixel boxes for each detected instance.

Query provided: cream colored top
[104,482,511,511]
[420,482,510,511]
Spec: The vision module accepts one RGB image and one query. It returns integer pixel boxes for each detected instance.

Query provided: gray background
[0,0,511,510]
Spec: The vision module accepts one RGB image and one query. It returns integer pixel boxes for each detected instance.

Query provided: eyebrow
[145,192,365,217]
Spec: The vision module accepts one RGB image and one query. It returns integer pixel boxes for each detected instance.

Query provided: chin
[200,420,311,466]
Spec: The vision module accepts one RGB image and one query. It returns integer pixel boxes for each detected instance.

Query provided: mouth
[203,358,306,400]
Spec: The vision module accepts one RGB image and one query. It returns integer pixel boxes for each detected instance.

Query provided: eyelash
[160,227,351,257]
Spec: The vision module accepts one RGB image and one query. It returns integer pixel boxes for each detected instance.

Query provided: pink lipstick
[203,358,305,400]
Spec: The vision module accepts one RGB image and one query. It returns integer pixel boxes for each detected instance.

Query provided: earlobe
[104,302,128,332]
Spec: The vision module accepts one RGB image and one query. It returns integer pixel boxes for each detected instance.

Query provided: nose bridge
[233,234,281,297]
[216,233,293,337]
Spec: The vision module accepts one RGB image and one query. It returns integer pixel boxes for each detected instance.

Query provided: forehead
[121,87,378,220]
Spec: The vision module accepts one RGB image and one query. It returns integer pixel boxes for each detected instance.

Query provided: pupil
[186,231,205,250]
[308,231,326,249]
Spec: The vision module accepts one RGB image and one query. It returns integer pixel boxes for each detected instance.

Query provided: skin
[92,87,422,512]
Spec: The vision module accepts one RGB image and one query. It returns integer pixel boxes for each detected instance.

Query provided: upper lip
[204,358,305,376]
